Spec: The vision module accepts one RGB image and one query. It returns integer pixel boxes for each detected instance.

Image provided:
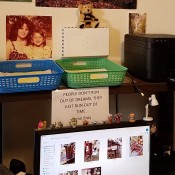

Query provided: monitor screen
[34,122,150,175]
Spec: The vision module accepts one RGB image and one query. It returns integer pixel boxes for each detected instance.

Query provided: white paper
[52,87,109,126]
[61,27,109,57]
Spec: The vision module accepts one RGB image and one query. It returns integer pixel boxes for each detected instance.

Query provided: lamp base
[143,116,153,121]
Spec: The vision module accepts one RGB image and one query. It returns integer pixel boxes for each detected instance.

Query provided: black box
[124,34,175,82]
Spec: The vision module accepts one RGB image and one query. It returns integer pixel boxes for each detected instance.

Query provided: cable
[127,72,144,97]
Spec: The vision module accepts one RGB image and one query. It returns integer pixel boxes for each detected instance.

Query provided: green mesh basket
[56,58,127,88]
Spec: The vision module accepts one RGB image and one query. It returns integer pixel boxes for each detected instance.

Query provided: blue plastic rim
[0,60,64,93]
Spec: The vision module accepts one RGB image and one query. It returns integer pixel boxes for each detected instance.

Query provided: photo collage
[39,125,150,175]
[58,135,144,175]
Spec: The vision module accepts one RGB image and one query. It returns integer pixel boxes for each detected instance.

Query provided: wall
[1,0,175,173]
[0,0,175,63]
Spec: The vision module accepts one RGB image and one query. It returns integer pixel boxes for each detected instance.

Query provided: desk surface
[0,77,170,103]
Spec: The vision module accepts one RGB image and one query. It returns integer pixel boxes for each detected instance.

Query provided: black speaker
[124,34,175,82]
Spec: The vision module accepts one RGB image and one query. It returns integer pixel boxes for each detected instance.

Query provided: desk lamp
[143,94,159,121]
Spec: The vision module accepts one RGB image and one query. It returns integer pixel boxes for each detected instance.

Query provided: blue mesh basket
[0,60,64,93]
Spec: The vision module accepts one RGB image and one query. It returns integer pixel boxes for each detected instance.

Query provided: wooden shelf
[0,76,170,102]
[109,76,170,94]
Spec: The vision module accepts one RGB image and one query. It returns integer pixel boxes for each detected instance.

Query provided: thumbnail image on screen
[60,142,75,165]
[84,140,100,162]
[82,167,101,175]
[129,135,143,157]
[107,137,122,159]
[59,170,78,175]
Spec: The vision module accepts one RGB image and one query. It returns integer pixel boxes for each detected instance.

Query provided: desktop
[34,122,150,175]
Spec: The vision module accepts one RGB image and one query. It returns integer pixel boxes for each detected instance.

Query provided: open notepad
[61,27,109,57]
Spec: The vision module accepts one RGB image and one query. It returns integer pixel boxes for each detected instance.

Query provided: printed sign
[52,87,109,126]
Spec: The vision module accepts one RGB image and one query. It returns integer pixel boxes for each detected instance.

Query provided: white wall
[0,0,175,63]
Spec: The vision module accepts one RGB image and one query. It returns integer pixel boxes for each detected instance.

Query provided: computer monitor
[34,122,150,175]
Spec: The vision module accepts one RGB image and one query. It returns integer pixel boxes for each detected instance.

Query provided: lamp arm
[145,104,149,118]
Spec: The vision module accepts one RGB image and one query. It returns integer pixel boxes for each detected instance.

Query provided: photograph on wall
[82,167,101,175]
[60,142,76,165]
[129,13,146,34]
[84,140,100,162]
[107,137,122,159]
[129,135,143,157]
[6,15,52,60]
[36,0,137,9]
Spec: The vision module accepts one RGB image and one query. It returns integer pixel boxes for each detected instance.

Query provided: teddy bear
[78,2,99,28]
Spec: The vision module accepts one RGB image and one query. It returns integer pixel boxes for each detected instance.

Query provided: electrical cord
[126,72,144,97]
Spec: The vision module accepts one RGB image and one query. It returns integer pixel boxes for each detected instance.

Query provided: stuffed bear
[78,2,99,28]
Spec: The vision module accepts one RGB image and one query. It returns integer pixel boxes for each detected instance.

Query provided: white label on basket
[90,73,108,79]
[18,77,40,84]
[16,63,32,68]
[72,61,87,66]
[65,68,107,73]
